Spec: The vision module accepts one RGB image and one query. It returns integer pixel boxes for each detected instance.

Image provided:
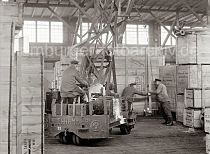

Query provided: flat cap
[155,78,161,82]
[130,83,137,86]
[70,60,79,64]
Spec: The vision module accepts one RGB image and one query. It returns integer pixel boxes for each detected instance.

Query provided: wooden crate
[21,134,43,154]
[159,65,176,87]
[202,65,210,88]
[205,108,210,133]
[15,53,44,154]
[167,87,177,112]
[177,33,210,64]
[184,89,202,108]
[206,134,210,154]
[177,65,202,94]
[183,108,201,128]
[176,95,185,122]
[176,34,197,64]
[203,89,210,108]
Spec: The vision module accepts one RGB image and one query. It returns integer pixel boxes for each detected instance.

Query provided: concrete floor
[45,118,206,154]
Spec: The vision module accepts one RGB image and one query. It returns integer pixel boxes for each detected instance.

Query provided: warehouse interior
[1,0,210,153]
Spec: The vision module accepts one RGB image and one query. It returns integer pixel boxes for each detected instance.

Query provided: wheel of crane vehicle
[75,135,82,145]
[72,134,77,145]
[58,133,68,144]
[62,135,68,144]
[120,125,131,135]
[109,128,112,134]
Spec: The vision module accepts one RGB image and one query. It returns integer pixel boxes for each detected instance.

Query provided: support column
[208,0,210,29]
[63,17,78,46]
[0,2,22,154]
[148,22,161,47]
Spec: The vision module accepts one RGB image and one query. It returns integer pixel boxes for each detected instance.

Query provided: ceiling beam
[150,11,176,39]
[208,0,210,27]
[47,6,80,37]
[50,7,57,18]
[181,0,206,26]
[162,19,176,47]
[40,8,45,18]
[23,3,206,15]
[31,8,36,17]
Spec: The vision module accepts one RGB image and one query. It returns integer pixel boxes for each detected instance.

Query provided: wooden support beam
[117,0,135,43]
[23,3,206,14]
[40,8,45,18]
[208,0,210,27]
[181,0,206,26]
[162,19,176,47]
[31,8,36,17]
[50,7,57,18]
[68,0,95,23]
[47,6,80,37]
[150,11,176,39]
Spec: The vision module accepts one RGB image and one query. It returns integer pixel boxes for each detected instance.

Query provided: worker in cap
[121,82,147,113]
[150,79,173,126]
[60,59,88,103]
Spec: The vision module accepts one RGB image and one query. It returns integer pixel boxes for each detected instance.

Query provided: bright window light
[138,25,149,45]
[23,21,36,42]
[126,24,138,45]
[37,21,49,43]
[51,22,63,43]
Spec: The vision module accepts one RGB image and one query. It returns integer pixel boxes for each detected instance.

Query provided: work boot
[166,121,173,126]
[161,121,168,125]
[166,117,173,126]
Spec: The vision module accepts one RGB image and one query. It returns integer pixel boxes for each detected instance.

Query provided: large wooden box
[202,65,210,88]
[205,108,210,133]
[184,89,202,108]
[159,65,177,111]
[159,65,176,87]
[21,134,42,154]
[176,95,185,122]
[183,108,201,128]
[177,34,210,64]
[206,134,210,154]
[177,65,201,94]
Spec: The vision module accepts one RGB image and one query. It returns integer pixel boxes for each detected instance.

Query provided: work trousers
[159,101,173,122]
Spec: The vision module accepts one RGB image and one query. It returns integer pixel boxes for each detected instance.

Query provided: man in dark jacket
[150,79,173,126]
[60,60,88,100]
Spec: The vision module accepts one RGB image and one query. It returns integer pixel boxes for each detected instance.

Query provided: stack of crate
[159,65,177,112]
[15,52,44,154]
[176,32,210,127]
[205,107,210,153]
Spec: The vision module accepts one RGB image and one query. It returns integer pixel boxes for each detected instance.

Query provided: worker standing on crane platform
[60,60,88,103]
[150,79,173,126]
